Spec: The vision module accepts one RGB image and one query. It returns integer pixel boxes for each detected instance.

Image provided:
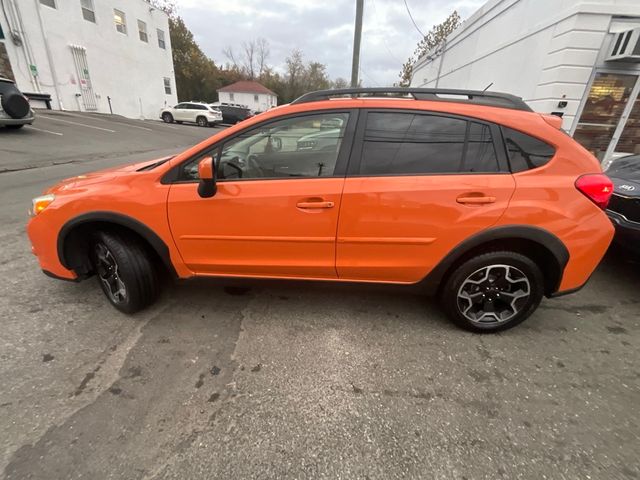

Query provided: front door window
[573,72,638,161]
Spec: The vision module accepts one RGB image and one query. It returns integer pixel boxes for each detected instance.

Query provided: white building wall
[411,0,640,130]
[217,91,277,112]
[1,0,177,118]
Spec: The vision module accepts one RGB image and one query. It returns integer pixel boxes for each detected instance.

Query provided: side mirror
[197,156,216,198]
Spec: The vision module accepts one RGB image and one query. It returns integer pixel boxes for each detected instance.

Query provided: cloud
[177,0,485,85]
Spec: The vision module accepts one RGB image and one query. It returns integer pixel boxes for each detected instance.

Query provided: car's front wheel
[440,251,544,333]
[91,231,160,314]
[162,112,173,123]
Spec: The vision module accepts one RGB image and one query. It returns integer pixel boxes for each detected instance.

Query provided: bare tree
[256,38,270,79]
[223,38,271,80]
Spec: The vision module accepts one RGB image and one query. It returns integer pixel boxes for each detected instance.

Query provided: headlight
[30,194,55,216]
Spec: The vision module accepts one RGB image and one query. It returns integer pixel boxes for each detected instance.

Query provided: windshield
[608,155,640,181]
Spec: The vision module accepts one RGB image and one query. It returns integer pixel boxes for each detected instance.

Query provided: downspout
[435,39,447,88]
[4,0,39,90]
[34,0,63,109]
[11,0,40,91]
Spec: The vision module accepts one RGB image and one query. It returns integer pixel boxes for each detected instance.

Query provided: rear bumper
[0,113,35,125]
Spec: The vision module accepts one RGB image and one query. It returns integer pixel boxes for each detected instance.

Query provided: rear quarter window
[502,127,556,173]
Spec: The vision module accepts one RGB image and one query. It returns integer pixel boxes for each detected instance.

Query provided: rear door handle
[456,195,496,205]
[296,201,335,209]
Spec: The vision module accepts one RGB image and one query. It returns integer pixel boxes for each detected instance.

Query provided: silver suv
[159,101,222,127]
[0,78,35,130]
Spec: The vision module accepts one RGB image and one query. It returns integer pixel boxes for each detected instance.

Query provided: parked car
[213,104,253,124]
[27,87,615,332]
[605,154,640,254]
[0,77,35,129]
[160,102,222,127]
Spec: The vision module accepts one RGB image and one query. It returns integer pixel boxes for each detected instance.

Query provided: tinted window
[360,112,498,175]
[502,127,555,172]
[463,123,499,173]
[175,103,186,109]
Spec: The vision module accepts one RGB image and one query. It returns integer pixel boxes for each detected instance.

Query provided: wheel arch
[57,211,177,279]
[422,225,569,297]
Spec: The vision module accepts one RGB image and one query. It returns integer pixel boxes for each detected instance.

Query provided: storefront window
[573,73,637,160]
[616,95,640,156]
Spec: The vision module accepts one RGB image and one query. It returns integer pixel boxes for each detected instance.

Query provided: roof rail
[291,87,533,112]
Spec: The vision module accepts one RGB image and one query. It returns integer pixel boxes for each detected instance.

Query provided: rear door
[336,110,516,283]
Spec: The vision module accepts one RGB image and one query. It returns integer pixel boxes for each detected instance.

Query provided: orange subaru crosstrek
[27,88,615,332]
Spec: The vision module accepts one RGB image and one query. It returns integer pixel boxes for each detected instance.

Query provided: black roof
[291,87,533,112]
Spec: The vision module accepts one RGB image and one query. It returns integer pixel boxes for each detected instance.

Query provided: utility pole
[350,0,364,88]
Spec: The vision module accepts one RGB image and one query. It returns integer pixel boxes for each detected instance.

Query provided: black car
[215,104,253,124]
[606,154,640,253]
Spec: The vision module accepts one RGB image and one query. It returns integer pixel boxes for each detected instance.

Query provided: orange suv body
[27,88,614,331]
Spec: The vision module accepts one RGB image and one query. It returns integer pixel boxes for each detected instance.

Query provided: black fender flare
[57,211,178,278]
[420,225,569,294]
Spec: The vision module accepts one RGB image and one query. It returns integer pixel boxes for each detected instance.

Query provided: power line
[402,0,425,38]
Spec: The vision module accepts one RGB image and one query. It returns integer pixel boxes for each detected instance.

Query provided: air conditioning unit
[606,27,640,62]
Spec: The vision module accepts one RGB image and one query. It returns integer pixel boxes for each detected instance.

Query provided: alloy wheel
[94,243,127,304]
[456,264,531,325]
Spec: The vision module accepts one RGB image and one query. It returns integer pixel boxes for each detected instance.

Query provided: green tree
[398,11,461,87]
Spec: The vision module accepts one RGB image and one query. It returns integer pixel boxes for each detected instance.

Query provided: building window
[254,94,259,102]
[114,9,127,35]
[80,0,95,23]
[157,29,166,49]
[138,20,148,42]
[164,77,171,95]
[40,0,56,8]
[229,93,235,101]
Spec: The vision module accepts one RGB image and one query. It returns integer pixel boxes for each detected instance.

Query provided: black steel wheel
[440,251,544,332]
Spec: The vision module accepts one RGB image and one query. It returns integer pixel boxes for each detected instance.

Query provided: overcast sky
[176,0,486,86]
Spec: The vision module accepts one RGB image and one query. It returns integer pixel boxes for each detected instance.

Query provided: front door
[167,111,355,278]
[336,110,515,283]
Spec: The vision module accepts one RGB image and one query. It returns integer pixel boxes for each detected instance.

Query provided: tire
[196,116,208,127]
[1,92,30,118]
[91,230,160,314]
[440,251,544,333]
[5,124,25,129]
[162,112,173,123]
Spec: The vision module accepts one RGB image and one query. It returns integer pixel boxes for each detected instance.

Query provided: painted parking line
[65,113,154,131]
[38,115,116,133]
[25,125,64,136]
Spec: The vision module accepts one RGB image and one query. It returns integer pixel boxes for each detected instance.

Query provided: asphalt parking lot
[1,111,639,479]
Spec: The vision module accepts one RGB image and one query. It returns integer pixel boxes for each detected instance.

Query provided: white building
[217,81,277,113]
[411,0,640,165]
[0,0,177,119]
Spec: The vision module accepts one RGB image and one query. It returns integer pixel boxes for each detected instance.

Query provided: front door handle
[296,200,335,209]
[456,195,496,205]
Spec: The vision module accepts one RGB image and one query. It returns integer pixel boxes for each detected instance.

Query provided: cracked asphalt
[1,112,639,479]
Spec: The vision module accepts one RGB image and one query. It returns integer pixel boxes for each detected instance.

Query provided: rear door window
[502,127,556,172]
[358,112,499,175]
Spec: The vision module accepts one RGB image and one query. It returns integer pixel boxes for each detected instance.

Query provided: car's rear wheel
[162,112,173,123]
[91,230,160,314]
[196,116,208,127]
[440,251,544,333]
